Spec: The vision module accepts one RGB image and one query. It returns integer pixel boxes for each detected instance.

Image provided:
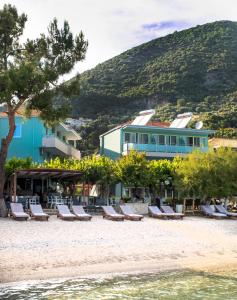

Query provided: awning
[13,168,83,180]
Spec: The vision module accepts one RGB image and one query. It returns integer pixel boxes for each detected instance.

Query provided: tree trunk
[0,111,16,217]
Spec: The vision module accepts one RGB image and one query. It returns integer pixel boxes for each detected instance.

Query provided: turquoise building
[100,112,214,201]
[0,111,81,163]
[100,123,214,160]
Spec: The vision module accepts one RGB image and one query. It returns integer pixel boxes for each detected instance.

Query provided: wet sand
[0,216,237,283]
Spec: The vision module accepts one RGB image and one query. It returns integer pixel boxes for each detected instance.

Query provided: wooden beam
[13,172,17,202]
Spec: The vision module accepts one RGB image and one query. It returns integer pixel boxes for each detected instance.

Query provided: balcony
[42,136,81,160]
[123,143,208,157]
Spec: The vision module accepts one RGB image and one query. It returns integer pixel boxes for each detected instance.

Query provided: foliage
[173,148,237,200]
[41,155,116,198]
[77,155,116,185]
[0,4,88,123]
[6,148,237,201]
[40,157,80,170]
[0,4,88,210]
[115,151,149,188]
[77,116,112,156]
[65,21,237,153]
[5,157,34,176]
[70,21,237,121]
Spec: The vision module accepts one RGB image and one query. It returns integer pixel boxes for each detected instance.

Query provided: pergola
[10,168,83,201]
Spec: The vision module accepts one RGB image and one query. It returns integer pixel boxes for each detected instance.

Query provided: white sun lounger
[10,203,29,221]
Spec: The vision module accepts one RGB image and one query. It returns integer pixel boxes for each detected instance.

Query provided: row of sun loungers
[201,204,237,219]
[148,206,184,219]
[9,203,144,222]
[9,203,237,222]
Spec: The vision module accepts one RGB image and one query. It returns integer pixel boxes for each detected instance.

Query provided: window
[170,136,177,145]
[179,136,186,146]
[158,135,165,145]
[166,136,177,145]
[139,134,148,144]
[151,134,158,144]
[13,124,22,138]
[124,132,136,143]
[187,137,193,146]
[194,137,200,147]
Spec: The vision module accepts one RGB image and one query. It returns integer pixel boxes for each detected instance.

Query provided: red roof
[146,121,170,127]
[0,107,40,117]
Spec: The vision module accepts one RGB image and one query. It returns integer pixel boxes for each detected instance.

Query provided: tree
[5,157,34,177]
[148,159,174,198]
[173,148,237,201]
[115,151,149,193]
[0,4,88,216]
[78,155,116,200]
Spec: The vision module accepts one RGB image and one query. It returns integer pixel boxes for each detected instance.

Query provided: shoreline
[1,216,237,284]
[1,259,237,286]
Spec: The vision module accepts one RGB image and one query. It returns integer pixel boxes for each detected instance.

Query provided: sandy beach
[0,216,237,283]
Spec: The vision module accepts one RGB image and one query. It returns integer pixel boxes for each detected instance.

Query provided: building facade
[0,111,81,163]
[100,123,214,160]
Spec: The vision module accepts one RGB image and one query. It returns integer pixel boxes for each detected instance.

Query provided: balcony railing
[123,143,208,154]
[42,136,81,160]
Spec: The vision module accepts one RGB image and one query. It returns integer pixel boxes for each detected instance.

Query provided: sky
[3,0,237,79]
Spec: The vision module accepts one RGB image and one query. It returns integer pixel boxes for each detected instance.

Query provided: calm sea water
[0,270,237,300]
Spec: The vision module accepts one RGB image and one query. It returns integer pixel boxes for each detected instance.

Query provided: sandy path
[0,216,237,283]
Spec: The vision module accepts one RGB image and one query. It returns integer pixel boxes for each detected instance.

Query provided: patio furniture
[101,206,124,221]
[16,196,28,209]
[120,205,143,221]
[215,205,237,218]
[201,205,227,219]
[29,196,40,206]
[48,196,64,209]
[10,203,30,221]
[72,205,92,221]
[148,206,176,219]
[57,205,75,220]
[30,204,49,221]
[161,205,184,219]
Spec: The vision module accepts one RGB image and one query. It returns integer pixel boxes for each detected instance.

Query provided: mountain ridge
[70,20,237,154]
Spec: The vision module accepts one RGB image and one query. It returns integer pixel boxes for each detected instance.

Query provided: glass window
[124,133,136,143]
[13,124,22,138]
[158,135,165,145]
[170,136,177,145]
[187,137,193,146]
[124,133,130,143]
[151,134,158,144]
[179,136,186,146]
[194,137,200,147]
[139,134,148,144]
[166,136,177,145]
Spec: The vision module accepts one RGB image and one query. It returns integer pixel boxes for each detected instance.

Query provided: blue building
[100,111,214,202]
[100,112,214,160]
[0,109,81,163]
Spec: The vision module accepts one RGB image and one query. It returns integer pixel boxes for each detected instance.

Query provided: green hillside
[70,21,237,154]
[72,21,237,117]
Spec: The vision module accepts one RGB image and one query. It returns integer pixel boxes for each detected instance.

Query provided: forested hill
[70,20,237,154]
[71,20,237,120]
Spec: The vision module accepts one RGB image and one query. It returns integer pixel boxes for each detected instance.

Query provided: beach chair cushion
[201,205,227,217]
[149,206,164,215]
[161,205,184,216]
[57,205,75,217]
[30,204,49,217]
[102,206,124,218]
[215,205,237,217]
[10,203,29,219]
[72,205,92,218]
[120,205,143,218]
